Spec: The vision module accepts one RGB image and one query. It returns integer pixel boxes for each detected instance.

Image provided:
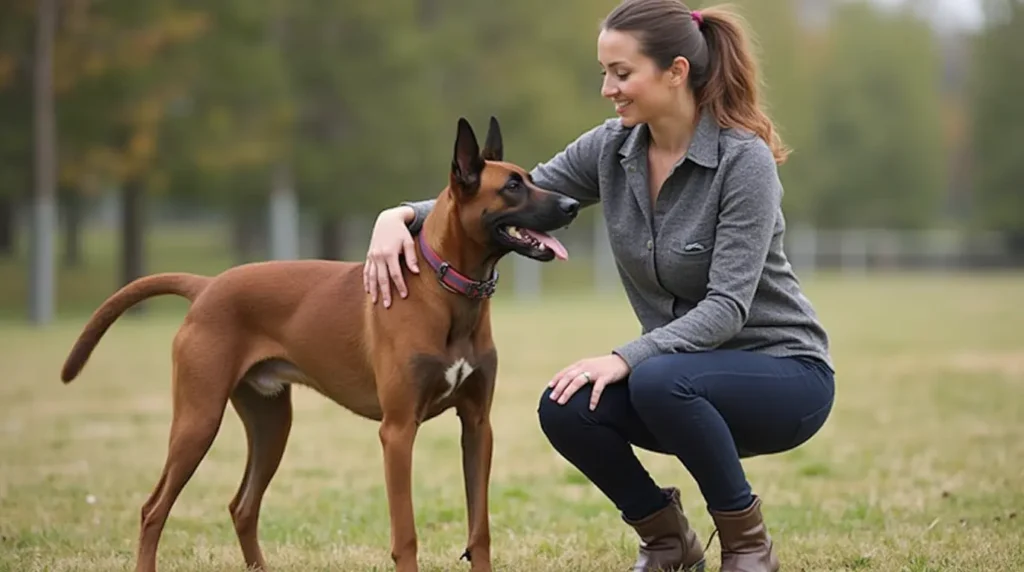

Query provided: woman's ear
[667,56,691,87]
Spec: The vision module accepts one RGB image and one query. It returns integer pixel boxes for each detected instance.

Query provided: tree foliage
[969,0,1024,235]
[3,0,1022,256]
[795,1,947,229]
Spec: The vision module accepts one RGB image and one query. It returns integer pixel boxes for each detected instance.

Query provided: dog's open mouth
[499,225,568,260]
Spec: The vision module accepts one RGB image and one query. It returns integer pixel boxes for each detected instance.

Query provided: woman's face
[597,29,687,128]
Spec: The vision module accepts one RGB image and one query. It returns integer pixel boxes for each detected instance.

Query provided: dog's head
[448,116,580,262]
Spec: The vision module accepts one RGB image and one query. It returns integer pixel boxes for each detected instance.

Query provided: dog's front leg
[457,378,495,571]
[379,413,420,572]
[458,409,493,570]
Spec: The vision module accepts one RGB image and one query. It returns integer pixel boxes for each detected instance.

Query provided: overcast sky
[870,0,986,29]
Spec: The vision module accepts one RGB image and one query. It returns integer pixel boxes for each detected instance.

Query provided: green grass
[2,270,1024,571]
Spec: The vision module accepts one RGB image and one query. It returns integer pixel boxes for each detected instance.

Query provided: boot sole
[666,558,705,572]
[637,557,705,572]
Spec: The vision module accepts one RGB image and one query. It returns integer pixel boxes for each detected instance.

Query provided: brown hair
[602,0,791,164]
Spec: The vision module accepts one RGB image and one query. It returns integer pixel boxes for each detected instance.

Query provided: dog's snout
[558,196,580,217]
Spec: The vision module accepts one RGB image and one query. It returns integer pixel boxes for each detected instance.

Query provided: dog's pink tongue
[521,229,569,260]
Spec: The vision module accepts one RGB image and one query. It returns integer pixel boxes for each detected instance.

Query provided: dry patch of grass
[2,272,1023,571]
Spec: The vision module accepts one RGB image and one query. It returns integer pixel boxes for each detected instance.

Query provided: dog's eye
[505,180,522,192]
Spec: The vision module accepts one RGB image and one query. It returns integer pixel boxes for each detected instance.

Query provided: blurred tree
[169,0,457,262]
[55,0,210,291]
[0,0,34,259]
[155,0,294,263]
[716,0,818,222]
[409,0,615,253]
[969,0,1024,257]
[421,0,612,173]
[799,1,947,229]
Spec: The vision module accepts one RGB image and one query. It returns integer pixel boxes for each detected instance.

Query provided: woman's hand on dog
[548,354,631,411]
[364,206,420,308]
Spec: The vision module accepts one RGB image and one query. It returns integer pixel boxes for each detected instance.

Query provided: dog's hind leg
[227,380,293,571]
[135,338,233,572]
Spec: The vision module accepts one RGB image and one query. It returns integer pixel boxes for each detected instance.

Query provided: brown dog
[60,116,580,572]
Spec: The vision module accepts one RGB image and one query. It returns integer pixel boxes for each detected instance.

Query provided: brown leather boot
[621,487,706,572]
[708,495,779,572]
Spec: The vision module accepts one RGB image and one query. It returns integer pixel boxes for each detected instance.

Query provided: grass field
[2,272,1023,571]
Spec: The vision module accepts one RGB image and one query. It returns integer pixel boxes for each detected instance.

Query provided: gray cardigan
[402,112,833,371]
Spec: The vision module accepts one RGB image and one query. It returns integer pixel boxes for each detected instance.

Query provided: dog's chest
[440,356,475,398]
[410,344,495,412]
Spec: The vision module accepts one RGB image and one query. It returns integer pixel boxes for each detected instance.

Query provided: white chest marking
[249,374,288,397]
[442,358,474,397]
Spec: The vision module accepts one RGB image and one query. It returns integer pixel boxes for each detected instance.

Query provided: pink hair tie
[691,10,704,28]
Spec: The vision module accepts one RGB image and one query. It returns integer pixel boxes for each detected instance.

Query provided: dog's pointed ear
[451,117,484,195]
[481,116,503,162]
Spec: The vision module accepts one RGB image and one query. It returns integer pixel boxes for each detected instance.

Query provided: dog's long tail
[60,272,211,384]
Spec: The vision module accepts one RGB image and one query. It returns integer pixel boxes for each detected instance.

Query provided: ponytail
[693,5,791,164]
[602,0,788,163]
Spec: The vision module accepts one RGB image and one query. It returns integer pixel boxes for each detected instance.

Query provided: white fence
[470,220,1020,300]
[783,225,1016,274]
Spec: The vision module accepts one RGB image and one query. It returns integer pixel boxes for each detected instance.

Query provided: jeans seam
[788,395,835,449]
[801,397,834,423]
[668,362,834,391]
[671,369,816,388]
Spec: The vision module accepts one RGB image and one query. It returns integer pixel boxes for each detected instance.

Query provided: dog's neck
[418,190,502,296]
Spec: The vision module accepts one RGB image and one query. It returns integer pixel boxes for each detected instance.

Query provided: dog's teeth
[507,226,522,239]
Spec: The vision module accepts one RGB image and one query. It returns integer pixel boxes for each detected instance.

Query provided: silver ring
[580,371,593,383]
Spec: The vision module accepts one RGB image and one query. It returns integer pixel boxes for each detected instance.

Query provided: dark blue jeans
[537,349,835,520]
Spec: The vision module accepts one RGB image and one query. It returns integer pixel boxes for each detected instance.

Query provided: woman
[362,1,835,571]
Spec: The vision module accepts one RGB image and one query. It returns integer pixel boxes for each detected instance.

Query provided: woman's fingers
[551,372,592,405]
[589,378,610,411]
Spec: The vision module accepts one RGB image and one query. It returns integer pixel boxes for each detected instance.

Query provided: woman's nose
[601,78,617,98]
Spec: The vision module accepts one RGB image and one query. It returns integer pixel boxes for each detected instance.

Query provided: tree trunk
[1006,231,1024,267]
[62,189,83,268]
[28,0,57,325]
[0,196,14,257]
[268,163,299,260]
[417,0,439,26]
[231,206,265,264]
[319,217,343,260]
[120,180,145,313]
